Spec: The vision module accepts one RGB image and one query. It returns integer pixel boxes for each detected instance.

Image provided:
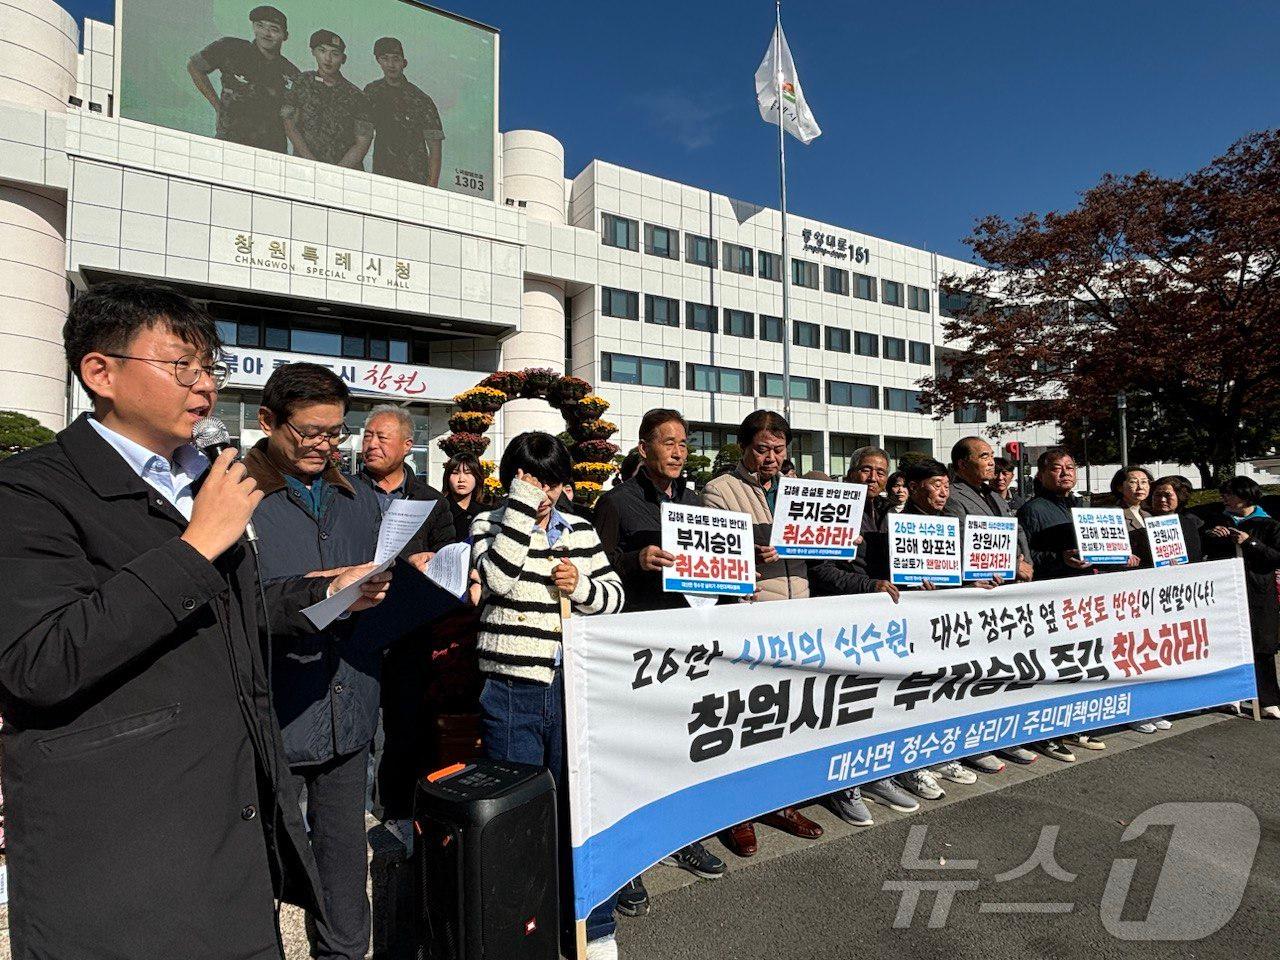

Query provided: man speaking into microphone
[0,283,389,960]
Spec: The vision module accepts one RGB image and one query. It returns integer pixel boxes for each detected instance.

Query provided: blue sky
[67,0,1280,258]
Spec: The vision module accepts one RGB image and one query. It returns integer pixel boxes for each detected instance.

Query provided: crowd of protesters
[1,282,1277,960]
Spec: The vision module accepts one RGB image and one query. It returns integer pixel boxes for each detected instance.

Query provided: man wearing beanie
[364,37,446,187]
[188,5,300,152]
[282,29,375,169]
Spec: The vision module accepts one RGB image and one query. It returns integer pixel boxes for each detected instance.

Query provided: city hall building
[1,0,1079,485]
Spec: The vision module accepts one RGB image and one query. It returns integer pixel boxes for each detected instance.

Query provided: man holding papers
[244,362,399,960]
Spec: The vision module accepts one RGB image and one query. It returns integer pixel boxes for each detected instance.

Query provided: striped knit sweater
[471,477,624,684]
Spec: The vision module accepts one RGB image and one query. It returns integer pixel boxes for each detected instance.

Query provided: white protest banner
[660,502,755,597]
[562,560,1253,921]
[962,516,1018,582]
[888,513,961,586]
[1072,507,1132,565]
[1146,515,1190,567]
[769,477,867,558]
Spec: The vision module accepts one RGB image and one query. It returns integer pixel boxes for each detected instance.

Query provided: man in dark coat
[0,284,386,960]
[352,405,456,826]
[1018,447,1095,581]
[243,363,392,960]
[593,408,727,915]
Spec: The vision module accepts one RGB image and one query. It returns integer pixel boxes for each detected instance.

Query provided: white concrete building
[7,0,1183,496]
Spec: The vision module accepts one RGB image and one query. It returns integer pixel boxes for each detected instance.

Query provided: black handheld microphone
[192,416,259,546]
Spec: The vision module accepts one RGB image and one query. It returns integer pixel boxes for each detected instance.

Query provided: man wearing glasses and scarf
[243,362,387,960]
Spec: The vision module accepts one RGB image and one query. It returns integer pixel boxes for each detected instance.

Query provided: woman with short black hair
[1203,476,1280,717]
[1149,475,1204,563]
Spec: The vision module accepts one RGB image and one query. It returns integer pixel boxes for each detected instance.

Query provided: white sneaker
[932,760,978,784]
[586,933,619,960]
[896,769,945,800]
[1129,720,1157,734]
[1152,717,1173,730]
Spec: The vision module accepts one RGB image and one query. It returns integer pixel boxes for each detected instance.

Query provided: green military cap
[309,29,345,52]
[373,37,404,58]
[248,5,286,29]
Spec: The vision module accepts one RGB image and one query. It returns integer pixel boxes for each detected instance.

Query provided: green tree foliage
[0,411,55,460]
[921,129,1280,486]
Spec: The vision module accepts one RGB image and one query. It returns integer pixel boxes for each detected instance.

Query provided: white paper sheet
[425,541,473,599]
[301,499,434,630]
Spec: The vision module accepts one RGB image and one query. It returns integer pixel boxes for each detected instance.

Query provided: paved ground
[617,712,1278,960]
[2,711,1269,959]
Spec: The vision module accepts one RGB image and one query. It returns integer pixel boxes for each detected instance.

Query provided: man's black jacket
[594,470,700,612]
[0,415,326,960]
[353,461,455,556]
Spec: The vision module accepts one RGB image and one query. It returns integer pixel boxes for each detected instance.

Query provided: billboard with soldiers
[116,0,497,200]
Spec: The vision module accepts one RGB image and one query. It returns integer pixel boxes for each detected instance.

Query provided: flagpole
[775,0,792,424]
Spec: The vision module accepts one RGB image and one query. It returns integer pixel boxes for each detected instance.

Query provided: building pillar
[500,130,567,441]
[0,186,70,428]
[0,0,78,429]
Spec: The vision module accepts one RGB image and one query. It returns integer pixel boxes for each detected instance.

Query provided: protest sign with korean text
[769,477,867,559]
[1145,515,1190,567]
[562,559,1253,921]
[1072,507,1132,565]
[962,516,1017,582]
[889,514,962,586]
[661,503,755,597]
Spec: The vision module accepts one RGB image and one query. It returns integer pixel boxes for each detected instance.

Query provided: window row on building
[952,399,1033,424]
[600,288,933,364]
[601,212,932,310]
[600,351,928,412]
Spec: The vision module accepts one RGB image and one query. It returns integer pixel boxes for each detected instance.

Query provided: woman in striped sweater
[469,431,624,955]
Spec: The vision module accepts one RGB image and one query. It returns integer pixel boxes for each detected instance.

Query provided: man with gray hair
[353,404,457,829]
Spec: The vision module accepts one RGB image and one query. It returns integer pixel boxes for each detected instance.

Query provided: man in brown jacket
[702,410,809,603]
[701,410,822,856]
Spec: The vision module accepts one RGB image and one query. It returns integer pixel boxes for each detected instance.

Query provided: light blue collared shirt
[88,417,209,520]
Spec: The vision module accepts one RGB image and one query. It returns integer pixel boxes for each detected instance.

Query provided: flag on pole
[755,23,822,145]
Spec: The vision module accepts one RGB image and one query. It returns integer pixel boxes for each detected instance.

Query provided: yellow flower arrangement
[572,461,616,484]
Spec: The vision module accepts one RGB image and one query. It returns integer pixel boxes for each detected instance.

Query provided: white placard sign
[888,513,961,586]
[660,503,755,597]
[769,477,867,559]
[1072,507,1132,566]
[962,515,1018,582]
[1146,514,1190,567]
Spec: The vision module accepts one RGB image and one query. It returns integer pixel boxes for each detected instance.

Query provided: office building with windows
[5,0,1151,490]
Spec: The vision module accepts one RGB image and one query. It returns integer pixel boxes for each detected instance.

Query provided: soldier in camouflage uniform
[363,37,446,187]
[281,29,374,169]
[187,5,300,152]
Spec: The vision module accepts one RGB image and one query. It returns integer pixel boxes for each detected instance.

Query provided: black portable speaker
[414,759,559,960]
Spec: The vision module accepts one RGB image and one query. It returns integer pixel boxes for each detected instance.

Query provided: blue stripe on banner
[571,662,1255,918]
[776,546,859,559]
[665,579,754,596]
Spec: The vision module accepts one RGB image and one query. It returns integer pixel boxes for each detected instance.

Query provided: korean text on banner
[1146,515,1190,567]
[769,478,867,558]
[1072,507,1132,565]
[889,514,961,586]
[962,515,1017,582]
[561,560,1253,921]
[660,502,756,597]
